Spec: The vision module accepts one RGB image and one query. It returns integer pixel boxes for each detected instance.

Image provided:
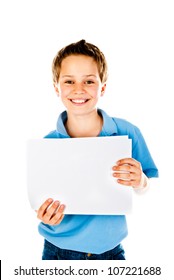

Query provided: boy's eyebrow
[61,74,98,78]
[85,74,98,78]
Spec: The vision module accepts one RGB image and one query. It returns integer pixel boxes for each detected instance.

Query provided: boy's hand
[112,158,147,189]
[36,199,65,225]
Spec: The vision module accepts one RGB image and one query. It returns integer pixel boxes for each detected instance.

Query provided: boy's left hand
[112,158,147,189]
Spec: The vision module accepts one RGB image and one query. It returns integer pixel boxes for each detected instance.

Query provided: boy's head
[52,39,108,84]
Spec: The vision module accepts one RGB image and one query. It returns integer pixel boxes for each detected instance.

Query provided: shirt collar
[99,109,118,136]
[56,111,70,138]
[56,108,118,137]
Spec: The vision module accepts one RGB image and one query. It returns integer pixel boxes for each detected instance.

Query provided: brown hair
[52,39,108,84]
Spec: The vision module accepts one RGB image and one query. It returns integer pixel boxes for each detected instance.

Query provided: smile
[70,99,89,104]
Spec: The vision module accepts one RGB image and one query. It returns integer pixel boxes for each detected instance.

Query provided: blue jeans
[42,239,126,260]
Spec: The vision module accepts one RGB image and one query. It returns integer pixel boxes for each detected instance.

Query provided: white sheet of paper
[26,136,132,214]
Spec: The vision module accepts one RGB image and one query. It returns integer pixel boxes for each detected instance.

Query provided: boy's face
[54,55,106,116]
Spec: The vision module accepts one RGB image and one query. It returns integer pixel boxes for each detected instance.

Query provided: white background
[0,0,173,278]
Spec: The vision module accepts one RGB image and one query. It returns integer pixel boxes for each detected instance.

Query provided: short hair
[52,39,108,84]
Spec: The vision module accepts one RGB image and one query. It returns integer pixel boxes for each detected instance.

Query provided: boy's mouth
[70,99,89,104]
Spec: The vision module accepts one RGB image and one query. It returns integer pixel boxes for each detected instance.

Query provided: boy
[36,39,158,260]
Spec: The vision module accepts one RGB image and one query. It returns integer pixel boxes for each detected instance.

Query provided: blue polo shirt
[38,109,158,254]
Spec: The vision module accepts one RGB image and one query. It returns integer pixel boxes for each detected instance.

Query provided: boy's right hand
[36,198,65,225]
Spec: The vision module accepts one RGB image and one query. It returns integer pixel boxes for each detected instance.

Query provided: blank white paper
[26,136,132,214]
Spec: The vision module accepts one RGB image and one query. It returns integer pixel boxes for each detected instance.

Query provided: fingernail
[54,200,60,206]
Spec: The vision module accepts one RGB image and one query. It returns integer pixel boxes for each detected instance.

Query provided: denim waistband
[43,239,125,260]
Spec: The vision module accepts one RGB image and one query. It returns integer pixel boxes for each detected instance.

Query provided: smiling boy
[36,39,158,260]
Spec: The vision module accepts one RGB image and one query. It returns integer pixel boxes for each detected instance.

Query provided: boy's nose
[74,83,85,94]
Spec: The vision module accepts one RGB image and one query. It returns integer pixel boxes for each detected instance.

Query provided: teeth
[71,99,87,104]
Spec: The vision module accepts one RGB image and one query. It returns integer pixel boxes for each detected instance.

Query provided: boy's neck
[65,110,103,138]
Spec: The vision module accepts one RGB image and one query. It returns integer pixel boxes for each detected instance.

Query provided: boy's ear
[101,83,106,97]
[53,83,59,97]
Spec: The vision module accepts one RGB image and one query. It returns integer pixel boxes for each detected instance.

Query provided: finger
[116,179,135,186]
[113,164,131,172]
[112,165,141,176]
[117,177,142,187]
[49,205,65,225]
[116,158,142,169]
[50,213,65,225]
[37,198,53,219]
[113,161,142,175]
[113,171,134,180]
[42,201,61,223]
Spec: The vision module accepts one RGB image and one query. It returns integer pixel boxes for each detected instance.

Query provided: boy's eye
[85,80,94,84]
[65,80,74,84]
